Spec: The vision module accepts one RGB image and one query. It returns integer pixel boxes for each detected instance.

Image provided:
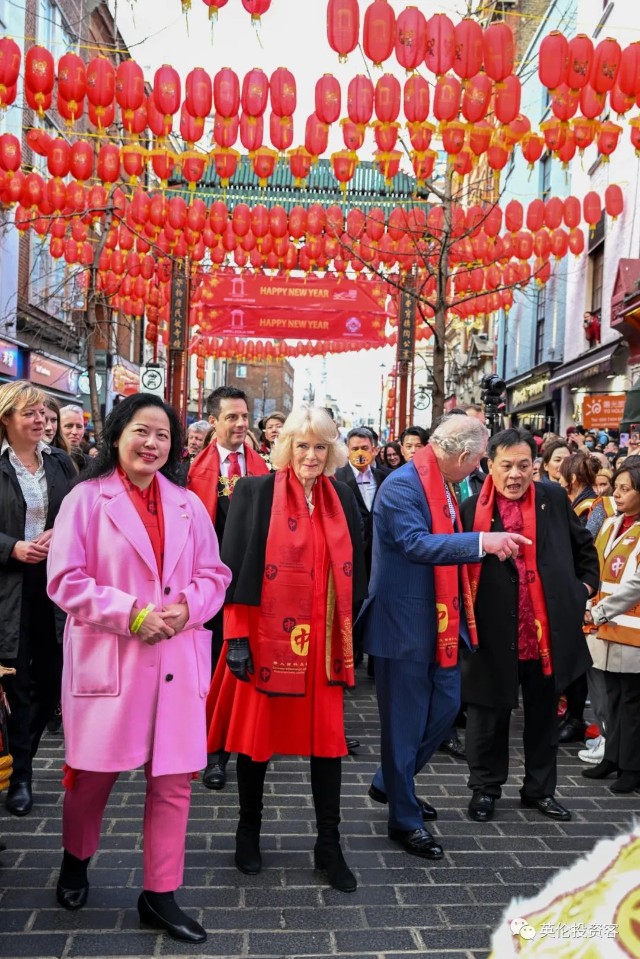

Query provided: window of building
[38,0,75,53]
[540,154,552,201]
[590,245,605,315]
[30,236,72,324]
[235,364,247,378]
[534,287,546,364]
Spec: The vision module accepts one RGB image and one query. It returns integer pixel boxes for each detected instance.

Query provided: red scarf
[187,439,269,524]
[412,444,478,667]
[470,477,553,676]
[118,468,165,576]
[256,466,354,696]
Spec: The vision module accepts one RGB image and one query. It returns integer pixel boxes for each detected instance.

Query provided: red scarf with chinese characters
[412,444,478,668]
[470,477,553,676]
[256,466,354,696]
[187,439,269,525]
[117,468,165,576]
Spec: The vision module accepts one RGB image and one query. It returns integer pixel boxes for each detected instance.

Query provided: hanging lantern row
[191,0,271,23]
[327,0,514,79]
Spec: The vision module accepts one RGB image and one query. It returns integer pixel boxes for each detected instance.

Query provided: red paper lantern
[556,131,577,165]
[341,119,365,150]
[562,196,580,229]
[86,56,116,126]
[469,120,492,157]
[363,0,396,68]
[116,59,146,127]
[568,228,585,256]
[270,113,293,152]
[618,42,640,97]
[572,116,597,151]
[550,228,569,259]
[326,0,360,62]
[631,118,640,155]
[580,84,606,119]
[0,38,21,94]
[505,199,523,233]
[395,6,427,72]
[0,81,16,110]
[151,149,175,186]
[425,13,455,77]
[375,74,401,124]
[461,73,492,124]
[70,140,94,182]
[348,75,374,126]
[153,64,181,123]
[213,112,239,148]
[241,68,269,118]
[442,120,465,155]
[495,74,521,124]
[591,38,622,94]
[47,138,71,179]
[453,18,484,80]
[538,32,568,91]
[315,74,341,125]
[241,0,271,24]
[610,83,635,116]
[270,67,296,118]
[24,46,54,115]
[527,199,545,232]
[452,148,473,178]
[182,152,206,188]
[551,84,580,122]
[202,0,229,22]
[0,133,20,173]
[21,172,44,208]
[331,150,358,189]
[374,149,402,185]
[566,34,594,90]
[97,143,121,183]
[305,113,329,159]
[122,102,147,136]
[597,120,622,158]
[57,52,86,118]
[541,118,566,152]
[483,22,514,83]
[374,122,399,152]
[212,148,239,186]
[433,75,461,123]
[240,111,264,151]
[403,75,429,123]
[214,68,239,118]
[288,147,312,186]
[252,146,277,186]
[544,197,564,230]
[185,67,212,120]
[487,142,509,172]
[407,121,435,152]
[180,104,205,145]
[583,191,601,226]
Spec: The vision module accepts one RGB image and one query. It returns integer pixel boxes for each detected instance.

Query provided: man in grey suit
[360,416,529,859]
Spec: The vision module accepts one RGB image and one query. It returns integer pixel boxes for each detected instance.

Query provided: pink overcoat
[47,471,231,777]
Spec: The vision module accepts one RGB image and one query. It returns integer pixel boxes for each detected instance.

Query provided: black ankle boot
[235,819,262,874]
[314,838,357,892]
[138,891,206,943]
[56,850,90,910]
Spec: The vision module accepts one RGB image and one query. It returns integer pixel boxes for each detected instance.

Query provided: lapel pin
[541,503,546,510]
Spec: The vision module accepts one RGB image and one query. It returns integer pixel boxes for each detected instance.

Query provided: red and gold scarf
[470,477,553,676]
[188,439,269,524]
[412,444,478,668]
[255,466,354,696]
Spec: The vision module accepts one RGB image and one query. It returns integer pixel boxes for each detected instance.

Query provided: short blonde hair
[0,380,47,444]
[271,406,347,476]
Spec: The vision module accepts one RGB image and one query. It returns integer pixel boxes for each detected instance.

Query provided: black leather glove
[226,638,254,682]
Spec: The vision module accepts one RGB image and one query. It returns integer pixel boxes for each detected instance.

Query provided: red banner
[192,273,387,344]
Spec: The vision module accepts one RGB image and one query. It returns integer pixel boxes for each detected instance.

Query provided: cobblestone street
[0,676,636,959]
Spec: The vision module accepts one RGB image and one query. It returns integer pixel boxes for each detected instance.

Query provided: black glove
[226,638,254,682]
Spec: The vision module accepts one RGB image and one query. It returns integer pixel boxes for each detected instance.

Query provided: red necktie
[227,451,241,495]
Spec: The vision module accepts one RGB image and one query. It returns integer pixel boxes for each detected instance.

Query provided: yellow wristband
[131,603,155,635]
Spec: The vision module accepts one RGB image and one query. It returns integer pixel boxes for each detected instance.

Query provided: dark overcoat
[460,481,600,708]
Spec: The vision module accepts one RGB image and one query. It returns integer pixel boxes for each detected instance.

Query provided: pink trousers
[62,763,192,892]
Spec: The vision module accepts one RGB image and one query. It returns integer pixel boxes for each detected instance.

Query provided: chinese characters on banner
[398,285,416,365]
[581,395,626,431]
[170,260,189,351]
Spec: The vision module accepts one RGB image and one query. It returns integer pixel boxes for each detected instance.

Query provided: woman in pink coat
[47,394,230,945]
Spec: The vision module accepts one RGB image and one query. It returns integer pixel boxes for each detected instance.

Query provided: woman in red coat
[207,406,367,893]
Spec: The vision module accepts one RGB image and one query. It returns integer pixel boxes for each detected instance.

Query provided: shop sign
[29,355,77,394]
[582,394,627,430]
[511,376,550,410]
[0,339,18,377]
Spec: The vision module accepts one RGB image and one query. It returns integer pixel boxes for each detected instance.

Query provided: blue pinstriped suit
[360,461,482,831]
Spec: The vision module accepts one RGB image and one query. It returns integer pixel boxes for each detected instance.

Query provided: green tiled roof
[171,156,420,212]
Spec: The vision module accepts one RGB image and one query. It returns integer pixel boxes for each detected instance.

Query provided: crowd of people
[0,379,639,945]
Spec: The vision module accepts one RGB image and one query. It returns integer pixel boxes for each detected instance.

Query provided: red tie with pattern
[227,451,241,495]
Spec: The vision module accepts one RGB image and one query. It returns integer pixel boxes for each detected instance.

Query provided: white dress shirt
[350,463,376,511]
[217,444,246,478]
[1,439,51,540]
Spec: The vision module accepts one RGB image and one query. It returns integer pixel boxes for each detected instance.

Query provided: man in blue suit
[361,415,529,859]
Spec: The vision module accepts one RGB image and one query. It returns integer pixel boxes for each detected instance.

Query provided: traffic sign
[140,366,165,397]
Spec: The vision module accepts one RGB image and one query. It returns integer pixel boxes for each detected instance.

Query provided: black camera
[480,373,506,398]
[480,374,507,434]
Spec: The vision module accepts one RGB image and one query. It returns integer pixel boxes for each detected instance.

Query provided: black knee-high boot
[310,756,357,893]
[235,754,268,875]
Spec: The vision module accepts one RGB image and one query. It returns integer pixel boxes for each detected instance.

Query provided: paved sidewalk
[0,676,636,959]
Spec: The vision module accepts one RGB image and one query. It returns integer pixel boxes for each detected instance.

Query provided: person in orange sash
[461,429,599,824]
[583,461,640,794]
[206,407,367,893]
[188,386,269,790]
[360,415,529,860]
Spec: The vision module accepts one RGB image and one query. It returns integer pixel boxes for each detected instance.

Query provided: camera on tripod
[480,374,507,433]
